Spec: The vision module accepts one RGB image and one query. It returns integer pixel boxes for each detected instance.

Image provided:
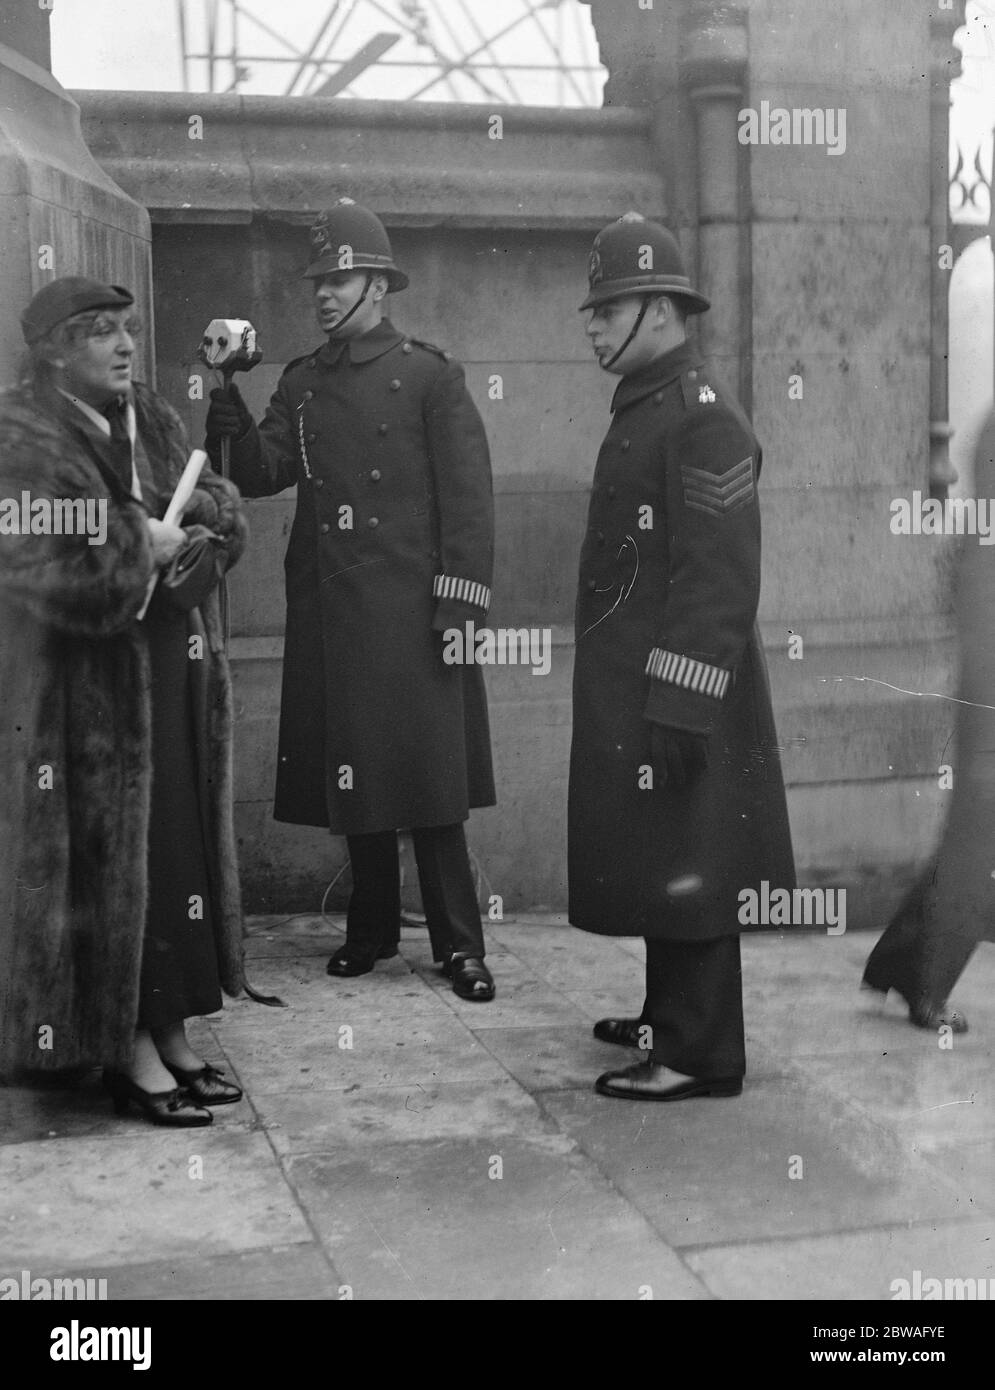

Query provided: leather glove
[206,383,252,440]
[650,725,709,790]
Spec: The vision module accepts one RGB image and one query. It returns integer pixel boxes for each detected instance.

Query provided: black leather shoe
[594,1061,742,1101]
[102,1071,213,1126]
[593,1017,649,1049]
[909,998,969,1033]
[862,975,969,1034]
[326,943,399,977]
[442,956,495,1001]
[165,1061,243,1106]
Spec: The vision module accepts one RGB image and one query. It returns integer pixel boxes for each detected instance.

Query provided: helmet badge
[588,244,603,286]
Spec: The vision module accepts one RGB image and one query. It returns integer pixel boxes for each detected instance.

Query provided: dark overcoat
[219,318,495,835]
[568,340,795,941]
[0,381,248,1073]
[920,410,995,948]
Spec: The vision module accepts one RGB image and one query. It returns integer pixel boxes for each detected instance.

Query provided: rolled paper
[137,448,209,620]
[163,448,209,526]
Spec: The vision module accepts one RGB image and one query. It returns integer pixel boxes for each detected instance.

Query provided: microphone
[197,318,262,383]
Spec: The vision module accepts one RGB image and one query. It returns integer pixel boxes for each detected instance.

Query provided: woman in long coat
[0,277,249,1125]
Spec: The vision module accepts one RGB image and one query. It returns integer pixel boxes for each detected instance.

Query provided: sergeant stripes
[681,455,755,516]
[645,648,731,699]
[433,574,491,611]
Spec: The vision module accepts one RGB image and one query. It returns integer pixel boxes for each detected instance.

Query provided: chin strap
[603,295,651,370]
[327,271,374,337]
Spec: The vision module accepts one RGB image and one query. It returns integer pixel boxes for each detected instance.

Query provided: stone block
[255,1079,552,1154]
[752,222,931,359]
[0,1129,311,1268]
[747,0,928,88]
[752,350,929,490]
[687,1218,995,1300]
[77,92,666,230]
[746,89,928,221]
[285,1137,708,1300]
[785,778,947,884]
[210,1008,508,1093]
[758,487,952,623]
[542,1075,967,1249]
[82,1245,342,1301]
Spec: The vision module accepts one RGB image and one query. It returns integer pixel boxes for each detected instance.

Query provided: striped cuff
[433,574,491,611]
[646,648,730,699]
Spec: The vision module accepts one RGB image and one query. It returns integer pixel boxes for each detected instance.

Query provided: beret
[21,277,134,344]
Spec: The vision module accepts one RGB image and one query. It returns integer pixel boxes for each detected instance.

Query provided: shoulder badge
[284,347,323,374]
[679,369,722,411]
[406,336,452,362]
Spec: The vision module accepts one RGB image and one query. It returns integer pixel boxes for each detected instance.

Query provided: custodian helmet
[303,198,409,292]
[580,212,709,314]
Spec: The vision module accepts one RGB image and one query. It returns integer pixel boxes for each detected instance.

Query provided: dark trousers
[345,823,486,963]
[864,883,978,1006]
[641,935,746,1079]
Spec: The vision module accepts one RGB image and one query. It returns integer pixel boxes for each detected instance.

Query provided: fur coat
[0,378,249,1074]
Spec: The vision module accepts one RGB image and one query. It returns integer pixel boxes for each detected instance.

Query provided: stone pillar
[929,2,967,497]
[0,5,152,384]
[680,2,750,406]
[0,3,50,71]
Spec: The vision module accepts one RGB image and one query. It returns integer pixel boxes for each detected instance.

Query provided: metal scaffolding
[176,0,604,104]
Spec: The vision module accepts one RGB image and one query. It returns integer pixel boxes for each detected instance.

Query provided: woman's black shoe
[102,1071,213,1126]
[164,1061,243,1105]
[326,943,399,977]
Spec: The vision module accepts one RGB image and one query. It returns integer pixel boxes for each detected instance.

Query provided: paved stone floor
[1,916,992,1301]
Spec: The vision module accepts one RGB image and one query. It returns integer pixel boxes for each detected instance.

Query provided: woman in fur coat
[0,277,249,1126]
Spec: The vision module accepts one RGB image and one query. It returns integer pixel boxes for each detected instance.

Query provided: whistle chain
[296,400,313,480]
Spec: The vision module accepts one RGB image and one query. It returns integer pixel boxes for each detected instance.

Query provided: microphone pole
[196,318,262,648]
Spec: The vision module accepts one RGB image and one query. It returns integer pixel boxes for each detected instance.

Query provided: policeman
[205,199,496,1001]
[570,212,795,1098]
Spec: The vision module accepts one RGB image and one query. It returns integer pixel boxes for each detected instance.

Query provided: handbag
[159,524,228,613]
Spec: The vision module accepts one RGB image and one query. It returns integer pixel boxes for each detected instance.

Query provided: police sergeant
[569,213,796,1099]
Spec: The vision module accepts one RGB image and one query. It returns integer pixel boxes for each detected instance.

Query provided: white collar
[57,389,142,499]
[57,388,134,434]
